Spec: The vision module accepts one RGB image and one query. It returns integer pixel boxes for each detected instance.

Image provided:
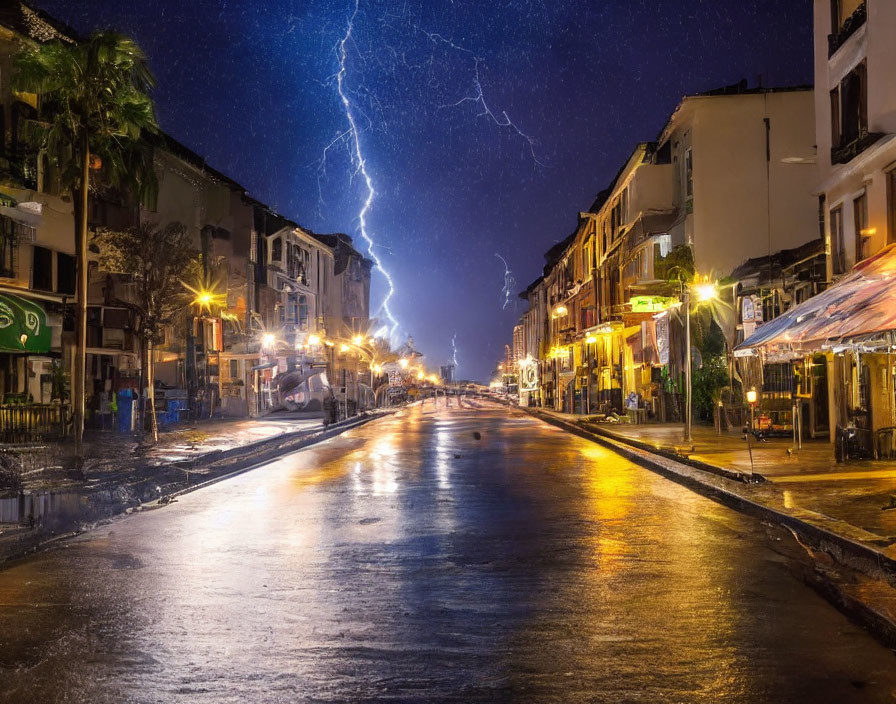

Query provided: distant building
[439,365,455,383]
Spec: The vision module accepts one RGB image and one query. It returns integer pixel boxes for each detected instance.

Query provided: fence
[0,404,70,443]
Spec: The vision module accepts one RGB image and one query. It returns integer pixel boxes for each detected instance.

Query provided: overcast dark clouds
[36,0,814,381]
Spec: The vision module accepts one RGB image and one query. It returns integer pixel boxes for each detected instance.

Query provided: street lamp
[399,358,409,369]
[684,278,718,444]
[745,386,758,477]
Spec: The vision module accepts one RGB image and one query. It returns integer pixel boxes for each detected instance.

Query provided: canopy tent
[736,244,896,358]
[0,293,51,353]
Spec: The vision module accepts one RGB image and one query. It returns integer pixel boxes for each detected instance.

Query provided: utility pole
[684,285,692,444]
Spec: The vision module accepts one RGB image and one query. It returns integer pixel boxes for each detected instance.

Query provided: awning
[737,244,896,356]
[0,293,51,353]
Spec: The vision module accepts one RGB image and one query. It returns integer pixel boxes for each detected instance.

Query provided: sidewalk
[0,411,389,564]
[524,406,896,645]
[535,411,896,541]
[13,414,325,492]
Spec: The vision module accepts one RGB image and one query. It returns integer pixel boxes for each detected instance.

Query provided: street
[1,401,895,703]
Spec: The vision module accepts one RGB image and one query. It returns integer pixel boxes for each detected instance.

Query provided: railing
[0,404,70,443]
[828,2,866,57]
[832,130,884,165]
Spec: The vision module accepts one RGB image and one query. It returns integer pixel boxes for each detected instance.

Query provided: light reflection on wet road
[1,402,896,703]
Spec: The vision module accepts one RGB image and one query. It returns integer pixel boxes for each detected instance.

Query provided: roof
[311,232,373,274]
[737,245,896,356]
[518,275,544,300]
[729,238,825,283]
[160,133,247,192]
[0,2,79,44]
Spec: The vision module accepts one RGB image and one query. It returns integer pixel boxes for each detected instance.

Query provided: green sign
[0,293,51,353]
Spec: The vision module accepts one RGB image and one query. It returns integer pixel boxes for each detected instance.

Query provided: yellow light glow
[694,282,718,302]
[417,371,425,380]
[585,335,597,344]
[746,388,758,404]
[262,333,275,348]
[340,344,349,352]
[428,374,439,384]
[324,340,335,347]
[352,335,364,345]
[552,304,568,318]
[308,334,321,346]
[399,358,409,369]
[861,227,877,236]
[371,364,382,374]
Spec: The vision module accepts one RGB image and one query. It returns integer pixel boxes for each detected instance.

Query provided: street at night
[2,402,895,703]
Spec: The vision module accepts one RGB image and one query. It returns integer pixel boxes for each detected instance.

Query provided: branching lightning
[451,332,459,371]
[419,29,544,166]
[495,253,516,310]
[332,0,400,341]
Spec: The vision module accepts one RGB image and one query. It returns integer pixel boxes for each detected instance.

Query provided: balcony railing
[828,2,866,57]
[0,404,70,443]
[832,129,884,165]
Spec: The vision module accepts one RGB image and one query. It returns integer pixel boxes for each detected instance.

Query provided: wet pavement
[1,401,895,703]
[559,415,896,539]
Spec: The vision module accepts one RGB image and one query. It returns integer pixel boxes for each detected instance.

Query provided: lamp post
[684,278,718,445]
[746,387,758,477]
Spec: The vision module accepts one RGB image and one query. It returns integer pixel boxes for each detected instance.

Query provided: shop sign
[655,311,670,366]
[520,364,538,393]
[0,293,51,353]
[742,295,763,324]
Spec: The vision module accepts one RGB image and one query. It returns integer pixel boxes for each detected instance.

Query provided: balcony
[832,129,884,165]
[828,2,866,57]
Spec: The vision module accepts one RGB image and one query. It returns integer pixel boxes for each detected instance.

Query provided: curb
[160,411,389,501]
[521,407,896,582]
[0,410,395,567]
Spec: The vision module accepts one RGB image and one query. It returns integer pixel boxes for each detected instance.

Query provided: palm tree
[14,32,158,466]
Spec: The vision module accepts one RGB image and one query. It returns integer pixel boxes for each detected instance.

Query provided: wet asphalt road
[1,401,896,703]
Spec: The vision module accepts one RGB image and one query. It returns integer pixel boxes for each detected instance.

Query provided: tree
[96,222,197,442]
[14,32,158,466]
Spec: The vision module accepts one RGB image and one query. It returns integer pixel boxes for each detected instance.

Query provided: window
[840,62,867,147]
[298,295,309,331]
[853,192,868,262]
[684,148,693,199]
[57,252,75,295]
[271,236,282,262]
[888,169,896,245]
[830,206,846,275]
[229,359,239,380]
[0,217,18,278]
[32,246,52,291]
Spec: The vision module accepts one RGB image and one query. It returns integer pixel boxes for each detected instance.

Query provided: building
[737,1,896,458]
[517,82,821,423]
[0,4,77,436]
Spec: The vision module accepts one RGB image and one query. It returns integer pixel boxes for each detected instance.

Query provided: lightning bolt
[451,332,459,371]
[333,0,400,341]
[419,29,544,166]
[495,253,516,310]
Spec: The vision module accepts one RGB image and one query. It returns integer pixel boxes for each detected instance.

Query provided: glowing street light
[308,334,321,346]
[340,343,350,352]
[399,358,409,369]
[683,275,719,444]
[352,335,364,345]
[417,371,425,381]
[261,333,275,350]
[694,281,718,303]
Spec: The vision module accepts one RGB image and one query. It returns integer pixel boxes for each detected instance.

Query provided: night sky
[35,0,814,381]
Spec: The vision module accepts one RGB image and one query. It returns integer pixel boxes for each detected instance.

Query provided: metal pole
[684,286,692,444]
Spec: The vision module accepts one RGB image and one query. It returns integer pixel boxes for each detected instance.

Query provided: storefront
[737,245,896,458]
[0,292,54,400]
